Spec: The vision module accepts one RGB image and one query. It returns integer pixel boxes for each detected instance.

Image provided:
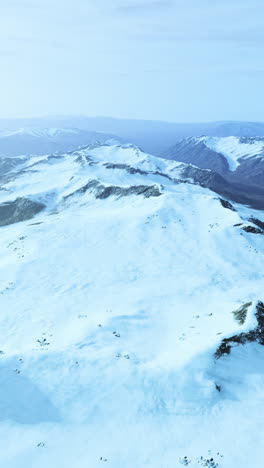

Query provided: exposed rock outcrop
[64,180,162,201]
[215,302,264,359]
[0,198,45,227]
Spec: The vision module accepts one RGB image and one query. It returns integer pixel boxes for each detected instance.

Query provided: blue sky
[1,0,264,121]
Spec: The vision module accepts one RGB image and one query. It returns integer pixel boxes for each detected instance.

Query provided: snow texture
[0,142,263,467]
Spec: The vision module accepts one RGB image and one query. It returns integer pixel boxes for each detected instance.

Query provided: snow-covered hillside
[163,136,264,207]
[200,136,264,171]
[164,135,264,172]
[0,142,264,467]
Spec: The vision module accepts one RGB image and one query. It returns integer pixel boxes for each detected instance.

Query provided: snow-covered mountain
[170,136,264,173]
[0,127,118,157]
[163,137,264,207]
[201,136,264,172]
[0,142,264,467]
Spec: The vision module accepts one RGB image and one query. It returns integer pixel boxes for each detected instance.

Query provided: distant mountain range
[1,117,264,154]
[0,127,118,157]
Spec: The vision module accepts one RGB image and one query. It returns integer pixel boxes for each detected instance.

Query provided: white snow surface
[0,142,264,467]
[196,136,264,171]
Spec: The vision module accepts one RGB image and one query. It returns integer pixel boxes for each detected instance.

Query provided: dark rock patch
[152,170,176,182]
[64,180,100,199]
[0,157,27,180]
[64,179,162,201]
[232,302,252,325]
[218,198,236,211]
[103,162,181,183]
[0,198,45,227]
[96,184,161,199]
[249,217,264,231]
[180,165,223,187]
[215,301,264,359]
[127,167,148,176]
[103,162,148,176]
[241,225,263,234]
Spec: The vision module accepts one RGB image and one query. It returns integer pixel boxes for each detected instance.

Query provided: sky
[1,0,264,122]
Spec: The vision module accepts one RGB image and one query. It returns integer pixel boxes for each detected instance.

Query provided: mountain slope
[0,143,263,467]
[162,136,264,209]
[202,136,264,171]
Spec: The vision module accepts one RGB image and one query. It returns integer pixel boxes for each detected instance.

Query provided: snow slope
[200,136,264,171]
[0,142,263,467]
[162,136,264,207]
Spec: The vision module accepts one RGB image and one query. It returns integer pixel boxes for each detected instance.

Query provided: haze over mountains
[1,117,264,155]
[0,127,118,157]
